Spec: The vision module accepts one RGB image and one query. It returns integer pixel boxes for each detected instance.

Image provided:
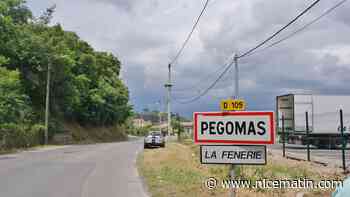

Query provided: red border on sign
[193,111,275,144]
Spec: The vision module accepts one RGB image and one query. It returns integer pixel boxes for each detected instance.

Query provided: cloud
[90,0,138,11]
[26,0,350,117]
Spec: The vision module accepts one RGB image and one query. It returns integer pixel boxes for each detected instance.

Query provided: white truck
[276,94,350,148]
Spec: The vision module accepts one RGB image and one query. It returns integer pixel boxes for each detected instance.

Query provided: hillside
[0,0,132,148]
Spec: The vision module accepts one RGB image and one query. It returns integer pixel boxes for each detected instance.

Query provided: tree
[37,4,56,25]
[0,67,44,149]
[171,113,184,141]
[0,67,30,124]
[0,0,132,147]
[0,56,8,66]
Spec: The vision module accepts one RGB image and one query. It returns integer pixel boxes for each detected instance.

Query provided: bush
[0,123,44,149]
[0,67,44,149]
[133,125,152,136]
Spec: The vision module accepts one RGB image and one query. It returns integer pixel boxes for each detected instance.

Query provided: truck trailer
[276,94,350,148]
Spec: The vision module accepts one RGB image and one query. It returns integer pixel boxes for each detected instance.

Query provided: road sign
[200,145,266,165]
[194,111,275,144]
[220,99,246,111]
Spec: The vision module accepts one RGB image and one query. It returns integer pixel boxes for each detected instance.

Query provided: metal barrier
[281,109,348,173]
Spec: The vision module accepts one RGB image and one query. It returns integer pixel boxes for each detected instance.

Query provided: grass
[137,139,345,197]
[137,143,228,197]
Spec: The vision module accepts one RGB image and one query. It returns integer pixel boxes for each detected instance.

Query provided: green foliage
[171,116,184,133]
[0,67,30,124]
[37,4,55,25]
[0,56,9,66]
[0,67,43,149]
[171,114,186,141]
[1,123,44,149]
[0,1,132,148]
[1,1,131,125]
[133,125,152,136]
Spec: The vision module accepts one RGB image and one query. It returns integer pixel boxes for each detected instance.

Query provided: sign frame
[200,145,267,165]
[194,111,275,144]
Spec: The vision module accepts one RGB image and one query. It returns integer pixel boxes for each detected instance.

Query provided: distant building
[133,118,152,128]
[134,113,165,125]
[181,122,193,134]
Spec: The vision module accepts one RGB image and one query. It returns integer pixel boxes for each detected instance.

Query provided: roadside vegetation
[0,0,132,150]
[137,139,345,197]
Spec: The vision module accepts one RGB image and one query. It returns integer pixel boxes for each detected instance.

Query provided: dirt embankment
[55,122,128,144]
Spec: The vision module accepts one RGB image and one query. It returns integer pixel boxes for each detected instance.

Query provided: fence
[281,109,348,173]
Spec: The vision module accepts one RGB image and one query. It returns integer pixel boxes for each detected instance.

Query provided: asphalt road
[0,139,148,197]
[270,144,350,168]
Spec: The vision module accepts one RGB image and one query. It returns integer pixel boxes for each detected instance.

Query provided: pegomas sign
[194,111,274,144]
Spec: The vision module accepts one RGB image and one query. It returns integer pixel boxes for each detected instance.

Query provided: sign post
[194,55,275,196]
[194,111,275,196]
[231,54,239,197]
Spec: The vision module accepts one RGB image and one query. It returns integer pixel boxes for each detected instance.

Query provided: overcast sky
[26,0,350,117]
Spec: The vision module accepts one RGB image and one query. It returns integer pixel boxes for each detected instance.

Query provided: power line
[244,0,348,58]
[173,59,234,104]
[172,0,329,105]
[173,54,234,92]
[170,0,210,66]
[172,64,226,92]
[238,0,322,59]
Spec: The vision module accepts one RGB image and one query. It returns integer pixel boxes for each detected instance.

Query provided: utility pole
[230,54,239,197]
[44,63,51,145]
[158,100,162,125]
[164,64,172,135]
[234,54,239,99]
[176,113,181,141]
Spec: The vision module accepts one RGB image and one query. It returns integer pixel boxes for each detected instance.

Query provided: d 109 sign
[194,111,275,144]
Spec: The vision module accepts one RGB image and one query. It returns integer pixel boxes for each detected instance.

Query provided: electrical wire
[172,54,235,92]
[244,0,348,58]
[237,0,322,59]
[171,0,342,105]
[172,64,227,92]
[169,0,210,66]
[173,59,234,104]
